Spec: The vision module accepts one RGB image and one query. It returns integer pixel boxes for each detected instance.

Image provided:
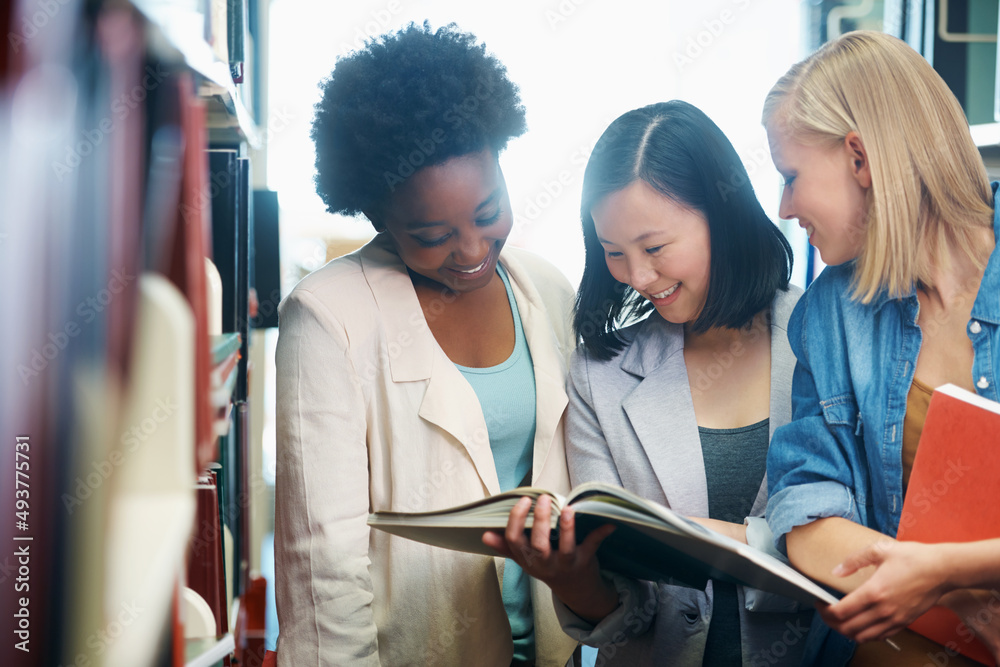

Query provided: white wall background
[266,0,810,289]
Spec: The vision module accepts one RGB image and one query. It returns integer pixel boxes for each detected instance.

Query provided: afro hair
[311,22,527,220]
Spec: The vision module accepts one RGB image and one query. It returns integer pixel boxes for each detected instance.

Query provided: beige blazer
[274,234,578,666]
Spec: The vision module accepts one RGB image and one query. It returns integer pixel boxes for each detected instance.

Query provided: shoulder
[278,242,386,326]
[569,314,672,375]
[770,284,804,333]
[787,264,856,334]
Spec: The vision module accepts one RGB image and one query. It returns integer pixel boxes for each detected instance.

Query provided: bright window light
[267,0,808,289]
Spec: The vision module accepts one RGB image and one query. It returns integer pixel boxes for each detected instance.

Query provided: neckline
[911,376,935,396]
[454,265,524,374]
[698,418,769,435]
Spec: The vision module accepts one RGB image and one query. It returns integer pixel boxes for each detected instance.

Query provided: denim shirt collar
[862,181,1000,321]
[971,181,1000,325]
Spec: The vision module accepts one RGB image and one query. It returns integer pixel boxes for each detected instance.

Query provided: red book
[897,383,1000,666]
[186,471,229,638]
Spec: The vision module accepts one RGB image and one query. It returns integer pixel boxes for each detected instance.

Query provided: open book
[369,482,838,606]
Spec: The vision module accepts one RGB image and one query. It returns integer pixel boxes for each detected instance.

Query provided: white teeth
[456,258,488,274]
[652,283,679,299]
[806,225,815,238]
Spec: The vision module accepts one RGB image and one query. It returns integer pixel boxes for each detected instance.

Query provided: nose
[626,256,658,293]
[778,185,795,220]
[453,230,491,267]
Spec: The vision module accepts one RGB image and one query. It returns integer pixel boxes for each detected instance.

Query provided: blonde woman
[762,31,1000,666]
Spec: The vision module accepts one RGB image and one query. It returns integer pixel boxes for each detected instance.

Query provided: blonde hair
[762,30,993,302]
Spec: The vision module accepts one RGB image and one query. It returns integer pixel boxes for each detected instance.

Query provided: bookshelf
[131,0,262,148]
[0,1,271,665]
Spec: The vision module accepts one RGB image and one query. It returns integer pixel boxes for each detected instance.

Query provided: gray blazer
[556,286,813,666]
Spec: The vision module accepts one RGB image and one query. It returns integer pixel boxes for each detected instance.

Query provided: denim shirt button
[978,376,990,389]
[970,320,982,334]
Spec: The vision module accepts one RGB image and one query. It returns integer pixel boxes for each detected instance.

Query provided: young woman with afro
[274,23,578,667]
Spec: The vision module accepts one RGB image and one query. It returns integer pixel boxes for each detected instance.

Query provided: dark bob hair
[311,22,526,221]
[575,100,793,360]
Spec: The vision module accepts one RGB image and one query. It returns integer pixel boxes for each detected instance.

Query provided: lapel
[360,235,500,495]
[614,289,801,520]
[619,315,709,517]
[502,251,569,487]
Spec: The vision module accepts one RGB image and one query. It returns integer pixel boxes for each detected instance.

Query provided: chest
[914,296,977,392]
[415,276,516,368]
[683,331,772,429]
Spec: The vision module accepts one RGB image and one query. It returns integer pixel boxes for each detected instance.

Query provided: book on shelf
[211,332,242,366]
[187,471,229,639]
[210,349,240,405]
[896,383,1000,666]
[369,482,839,606]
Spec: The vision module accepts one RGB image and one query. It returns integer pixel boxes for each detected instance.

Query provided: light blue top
[766,183,1000,665]
[456,264,536,661]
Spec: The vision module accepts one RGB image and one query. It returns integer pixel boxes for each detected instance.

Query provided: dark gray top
[554,286,813,667]
[700,418,770,667]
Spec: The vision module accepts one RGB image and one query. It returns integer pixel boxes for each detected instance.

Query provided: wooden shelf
[131,0,261,148]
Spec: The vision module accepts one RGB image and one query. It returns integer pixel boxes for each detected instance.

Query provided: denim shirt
[766,182,1000,666]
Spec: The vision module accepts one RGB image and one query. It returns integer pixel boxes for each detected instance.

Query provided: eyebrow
[597,230,661,245]
[405,189,501,230]
[476,189,500,212]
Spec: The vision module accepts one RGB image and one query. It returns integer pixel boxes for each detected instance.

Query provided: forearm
[940,540,1000,591]
[561,573,623,624]
[787,517,891,593]
[689,517,748,544]
[553,575,661,646]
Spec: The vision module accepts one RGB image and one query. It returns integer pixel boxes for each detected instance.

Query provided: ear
[844,131,872,189]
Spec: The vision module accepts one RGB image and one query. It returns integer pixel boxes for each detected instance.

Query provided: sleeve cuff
[766,480,857,556]
[742,517,802,613]
[552,574,656,646]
